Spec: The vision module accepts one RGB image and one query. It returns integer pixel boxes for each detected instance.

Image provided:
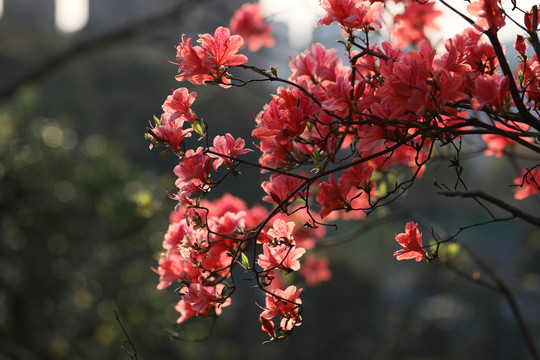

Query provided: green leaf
[191,119,207,138]
[312,148,320,167]
[238,252,250,271]
[159,148,171,158]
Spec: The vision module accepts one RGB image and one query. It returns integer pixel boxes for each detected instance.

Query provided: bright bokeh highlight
[55,0,89,33]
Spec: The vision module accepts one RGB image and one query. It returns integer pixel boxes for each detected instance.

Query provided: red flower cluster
[147,0,539,342]
[175,27,247,87]
[229,2,274,52]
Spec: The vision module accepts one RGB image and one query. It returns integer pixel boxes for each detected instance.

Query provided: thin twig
[113,310,138,360]
[455,243,539,360]
[437,189,540,226]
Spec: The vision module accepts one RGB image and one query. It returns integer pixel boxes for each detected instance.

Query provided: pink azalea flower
[148,88,197,151]
[300,255,332,287]
[393,222,427,262]
[149,123,193,152]
[208,211,246,242]
[481,121,529,157]
[260,285,303,331]
[257,242,306,272]
[318,0,384,31]
[175,27,248,87]
[391,1,442,49]
[175,283,231,323]
[513,35,528,56]
[288,43,345,92]
[174,147,214,193]
[339,162,374,191]
[514,168,540,200]
[261,174,307,209]
[162,220,190,250]
[316,174,350,219]
[525,6,540,31]
[470,73,510,111]
[152,249,186,290]
[161,87,197,123]
[183,282,231,315]
[377,40,435,119]
[208,133,252,170]
[229,3,275,52]
[467,0,505,33]
[266,218,296,244]
[317,168,374,219]
[174,298,198,324]
[252,86,319,140]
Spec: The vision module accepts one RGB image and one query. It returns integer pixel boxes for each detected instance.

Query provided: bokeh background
[1,0,539,359]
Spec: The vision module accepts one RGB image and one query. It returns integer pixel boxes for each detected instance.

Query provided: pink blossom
[514,168,540,200]
[152,249,186,290]
[260,285,303,331]
[391,1,442,49]
[148,122,193,152]
[161,87,197,123]
[377,41,435,119]
[174,298,198,324]
[394,222,427,261]
[514,35,528,56]
[229,3,275,52]
[470,73,510,111]
[183,282,231,315]
[257,242,306,272]
[316,163,374,219]
[162,220,190,250]
[261,174,307,209]
[266,218,296,244]
[300,255,332,287]
[435,28,498,78]
[339,162,374,191]
[175,27,248,87]
[316,174,350,219]
[481,121,529,157]
[525,6,540,31]
[148,88,197,151]
[318,0,384,31]
[270,209,325,250]
[252,86,319,140]
[174,147,214,193]
[175,282,231,323]
[467,0,505,33]
[208,211,246,244]
[288,43,345,92]
[208,133,252,170]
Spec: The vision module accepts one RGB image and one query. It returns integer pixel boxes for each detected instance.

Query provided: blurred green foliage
[0,86,176,359]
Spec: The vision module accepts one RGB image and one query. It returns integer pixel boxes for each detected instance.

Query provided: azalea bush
[146,0,540,356]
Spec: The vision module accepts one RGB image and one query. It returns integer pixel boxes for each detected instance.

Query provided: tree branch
[437,189,540,226]
[0,0,209,100]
